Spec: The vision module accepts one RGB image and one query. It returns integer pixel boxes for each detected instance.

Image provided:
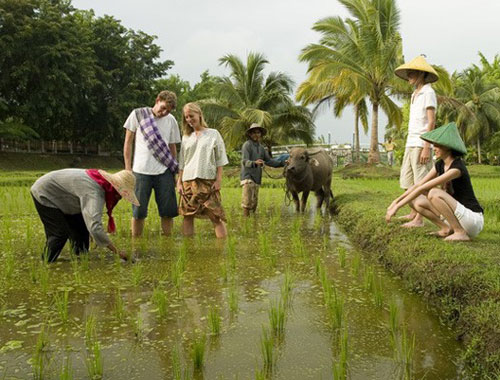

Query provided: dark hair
[451,149,465,157]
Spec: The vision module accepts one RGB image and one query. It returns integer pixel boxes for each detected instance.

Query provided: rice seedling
[254,369,266,380]
[393,326,416,380]
[69,253,82,285]
[227,284,239,314]
[268,299,286,339]
[350,253,361,277]
[314,256,322,276]
[151,286,169,319]
[388,299,400,346]
[31,325,50,380]
[85,339,103,380]
[191,334,206,371]
[131,262,144,287]
[337,245,347,268]
[220,260,229,283]
[171,345,186,380]
[327,291,345,330]
[53,289,70,324]
[363,266,375,292]
[59,356,73,380]
[373,278,384,308]
[113,290,126,322]
[322,235,329,252]
[226,235,237,270]
[208,306,221,336]
[280,267,294,308]
[171,260,184,298]
[260,326,274,371]
[291,231,305,257]
[38,262,50,294]
[332,327,349,380]
[133,312,145,342]
[85,313,97,346]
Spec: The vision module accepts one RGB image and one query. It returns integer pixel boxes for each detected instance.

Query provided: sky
[72,0,500,145]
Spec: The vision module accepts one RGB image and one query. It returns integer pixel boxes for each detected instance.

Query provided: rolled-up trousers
[32,195,89,262]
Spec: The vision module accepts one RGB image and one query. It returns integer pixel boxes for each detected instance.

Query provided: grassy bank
[332,166,500,378]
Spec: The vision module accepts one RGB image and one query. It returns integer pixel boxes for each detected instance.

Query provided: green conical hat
[395,55,439,83]
[420,122,467,154]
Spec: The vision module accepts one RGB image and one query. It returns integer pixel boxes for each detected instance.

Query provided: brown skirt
[178,179,226,223]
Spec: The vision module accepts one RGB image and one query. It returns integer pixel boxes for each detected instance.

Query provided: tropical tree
[296,69,368,162]
[200,52,314,150]
[299,0,403,163]
[455,67,500,163]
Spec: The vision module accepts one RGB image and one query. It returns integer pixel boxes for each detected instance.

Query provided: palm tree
[296,70,368,162]
[455,67,500,163]
[200,52,314,150]
[299,0,403,163]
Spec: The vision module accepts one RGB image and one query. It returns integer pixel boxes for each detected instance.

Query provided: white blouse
[178,128,229,181]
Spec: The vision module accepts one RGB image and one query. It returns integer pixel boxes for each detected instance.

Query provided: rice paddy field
[0,162,499,379]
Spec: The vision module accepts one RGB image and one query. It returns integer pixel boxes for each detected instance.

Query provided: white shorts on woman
[454,201,484,238]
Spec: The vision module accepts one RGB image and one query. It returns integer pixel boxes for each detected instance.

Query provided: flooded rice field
[0,187,462,379]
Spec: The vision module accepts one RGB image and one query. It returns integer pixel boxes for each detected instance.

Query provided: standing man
[394,55,438,227]
[123,90,181,236]
[379,137,395,166]
[240,123,285,216]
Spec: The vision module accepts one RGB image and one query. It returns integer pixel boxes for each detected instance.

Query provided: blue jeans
[132,170,178,219]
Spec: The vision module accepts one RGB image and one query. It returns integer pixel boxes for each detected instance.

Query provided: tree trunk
[41,140,45,153]
[368,102,380,164]
[477,139,481,164]
[354,105,360,163]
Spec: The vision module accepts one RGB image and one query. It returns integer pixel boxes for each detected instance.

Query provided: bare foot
[428,229,453,237]
[401,220,425,228]
[444,232,470,241]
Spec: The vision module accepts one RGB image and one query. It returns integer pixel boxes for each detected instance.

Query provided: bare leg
[243,208,250,217]
[213,221,227,239]
[412,194,452,236]
[161,217,173,236]
[398,209,417,221]
[131,218,145,237]
[427,189,469,241]
[182,216,195,237]
[402,212,425,228]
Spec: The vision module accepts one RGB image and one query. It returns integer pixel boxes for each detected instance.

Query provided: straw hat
[98,169,140,206]
[395,55,439,83]
[420,122,467,155]
[246,123,267,137]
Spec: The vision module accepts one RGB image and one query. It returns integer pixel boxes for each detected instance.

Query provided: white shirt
[178,128,229,181]
[123,108,181,175]
[407,83,437,148]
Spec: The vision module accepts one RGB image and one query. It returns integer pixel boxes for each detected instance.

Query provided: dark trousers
[32,195,89,262]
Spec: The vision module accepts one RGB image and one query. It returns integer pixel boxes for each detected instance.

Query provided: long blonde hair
[182,102,208,136]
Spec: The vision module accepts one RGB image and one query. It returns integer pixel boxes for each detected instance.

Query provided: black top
[435,158,483,213]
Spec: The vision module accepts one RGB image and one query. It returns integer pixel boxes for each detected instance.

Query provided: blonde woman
[176,103,228,238]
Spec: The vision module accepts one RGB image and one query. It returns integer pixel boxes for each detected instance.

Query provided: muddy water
[0,196,462,379]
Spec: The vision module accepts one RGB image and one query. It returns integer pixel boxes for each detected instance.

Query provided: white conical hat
[98,169,140,206]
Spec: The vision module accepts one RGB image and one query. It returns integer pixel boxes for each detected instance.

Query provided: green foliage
[200,52,315,150]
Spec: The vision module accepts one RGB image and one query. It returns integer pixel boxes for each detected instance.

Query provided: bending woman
[176,102,229,238]
[386,122,484,241]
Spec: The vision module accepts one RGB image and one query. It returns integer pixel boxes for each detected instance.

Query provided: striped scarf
[135,107,179,174]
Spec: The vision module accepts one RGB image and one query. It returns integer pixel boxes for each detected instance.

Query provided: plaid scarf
[85,169,121,233]
[135,107,179,174]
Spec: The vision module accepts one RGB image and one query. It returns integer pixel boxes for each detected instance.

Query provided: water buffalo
[284,147,336,214]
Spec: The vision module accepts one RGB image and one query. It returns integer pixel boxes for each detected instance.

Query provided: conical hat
[98,169,140,206]
[246,123,267,137]
[395,55,439,83]
[420,122,467,154]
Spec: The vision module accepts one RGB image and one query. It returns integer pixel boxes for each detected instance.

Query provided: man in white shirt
[394,56,438,228]
[123,90,181,236]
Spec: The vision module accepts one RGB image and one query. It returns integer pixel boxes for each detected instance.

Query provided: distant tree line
[0,0,315,154]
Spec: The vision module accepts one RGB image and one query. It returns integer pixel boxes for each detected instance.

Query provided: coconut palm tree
[200,52,314,150]
[455,67,500,163]
[299,0,403,163]
[296,70,368,162]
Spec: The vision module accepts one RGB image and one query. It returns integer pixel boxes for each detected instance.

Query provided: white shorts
[454,202,484,238]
